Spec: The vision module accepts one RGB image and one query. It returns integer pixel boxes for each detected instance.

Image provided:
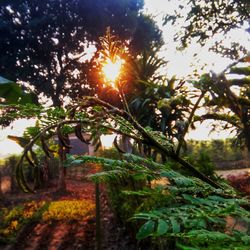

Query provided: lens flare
[102,57,124,88]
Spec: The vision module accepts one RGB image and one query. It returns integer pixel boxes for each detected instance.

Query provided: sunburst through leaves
[99,27,125,89]
[102,56,124,88]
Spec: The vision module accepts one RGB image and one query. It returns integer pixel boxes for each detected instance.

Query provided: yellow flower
[10,220,18,230]
[23,200,46,218]
[42,200,95,221]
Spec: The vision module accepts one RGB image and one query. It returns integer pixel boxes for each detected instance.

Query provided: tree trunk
[57,142,66,192]
[8,156,18,193]
[11,164,18,194]
[52,92,68,192]
[243,125,250,160]
[0,171,3,197]
[57,134,70,192]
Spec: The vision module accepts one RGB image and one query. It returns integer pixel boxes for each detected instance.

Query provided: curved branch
[17,96,222,191]
[16,116,143,192]
[228,78,250,87]
[16,120,86,192]
[221,55,248,75]
[79,97,222,189]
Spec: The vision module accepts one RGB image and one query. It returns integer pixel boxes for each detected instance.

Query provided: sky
[0,0,249,157]
[144,0,250,77]
[0,119,36,158]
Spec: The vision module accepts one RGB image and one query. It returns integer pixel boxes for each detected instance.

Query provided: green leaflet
[170,217,181,233]
[133,212,160,220]
[176,243,199,250]
[187,230,234,244]
[155,219,168,236]
[88,169,130,183]
[136,220,155,240]
[241,235,250,245]
[174,177,196,187]
[122,190,153,197]
[188,218,207,229]
[182,194,201,205]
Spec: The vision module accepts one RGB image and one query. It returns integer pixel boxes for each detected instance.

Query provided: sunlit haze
[144,0,250,77]
[143,0,247,141]
[0,119,36,158]
[0,1,249,157]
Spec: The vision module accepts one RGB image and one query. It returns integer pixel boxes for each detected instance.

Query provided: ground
[1,166,249,250]
[0,165,137,250]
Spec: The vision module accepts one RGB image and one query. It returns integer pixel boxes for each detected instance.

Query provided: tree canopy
[164,0,250,58]
[0,0,162,106]
[165,0,250,43]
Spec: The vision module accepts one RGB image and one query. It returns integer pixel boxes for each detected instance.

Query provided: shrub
[67,154,250,250]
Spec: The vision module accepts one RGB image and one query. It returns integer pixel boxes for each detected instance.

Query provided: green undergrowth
[67,153,250,250]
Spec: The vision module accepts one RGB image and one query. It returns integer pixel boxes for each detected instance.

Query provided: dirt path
[216,168,250,178]
[13,219,96,250]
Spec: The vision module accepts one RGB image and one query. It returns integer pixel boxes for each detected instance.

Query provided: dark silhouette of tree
[0,0,162,107]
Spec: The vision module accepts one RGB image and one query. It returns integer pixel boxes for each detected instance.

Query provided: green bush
[67,154,250,250]
[185,139,243,162]
[96,147,121,160]
[185,150,216,178]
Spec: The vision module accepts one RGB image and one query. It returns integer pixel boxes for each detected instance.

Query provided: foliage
[194,59,250,154]
[164,0,250,58]
[42,200,95,221]
[185,139,243,162]
[0,103,42,127]
[0,76,37,105]
[7,88,250,249]
[0,199,94,244]
[0,0,162,106]
[93,26,193,149]
[185,150,216,178]
[0,103,73,150]
[96,147,122,160]
[12,96,221,193]
[128,75,192,142]
[67,153,250,249]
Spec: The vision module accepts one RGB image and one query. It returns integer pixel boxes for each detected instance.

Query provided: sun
[102,56,124,88]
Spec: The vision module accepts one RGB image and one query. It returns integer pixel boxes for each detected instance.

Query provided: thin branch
[220,54,248,75]
[200,113,242,129]
[176,90,206,156]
